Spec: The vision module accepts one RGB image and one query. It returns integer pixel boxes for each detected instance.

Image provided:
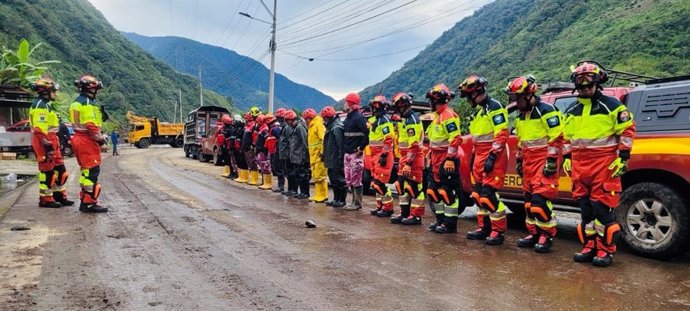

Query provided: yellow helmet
[250,106,262,117]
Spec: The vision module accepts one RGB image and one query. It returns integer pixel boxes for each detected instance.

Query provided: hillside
[124,33,336,111]
[0,0,234,125]
[360,0,690,102]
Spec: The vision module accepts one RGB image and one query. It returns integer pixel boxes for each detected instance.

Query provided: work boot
[390,204,409,223]
[273,176,285,192]
[53,192,75,207]
[592,251,613,267]
[221,165,231,177]
[466,228,490,240]
[345,187,362,211]
[79,203,108,213]
[376,209,394,217]
[39,200,62,208]
[247,170,259,186]
[428,214,444,231]
[517,234,539,248]
[259,174,273,190]
[573,238,597,263]
[333,188,347,208]
[234,169,248,183]
[401,216,422,225]
[534,235,553,253]
[435,217,457,234]
[310,181,328,203]
[485,231,505,245]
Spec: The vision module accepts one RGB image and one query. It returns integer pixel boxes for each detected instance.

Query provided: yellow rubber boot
[259,174,273,190]
[311,180,329,203]
[247,170,259,186]
[234,169,248,183]
[221,165,231,177]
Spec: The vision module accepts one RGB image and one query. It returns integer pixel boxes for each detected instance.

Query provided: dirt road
[1,147,689,310]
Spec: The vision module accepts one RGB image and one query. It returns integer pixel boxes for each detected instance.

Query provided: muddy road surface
[1,147,689,311]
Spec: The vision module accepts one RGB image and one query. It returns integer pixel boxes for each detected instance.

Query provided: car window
[553,96,576,112]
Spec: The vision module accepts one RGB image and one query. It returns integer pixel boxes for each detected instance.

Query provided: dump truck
[183,105,229,159]
[0,85,33,156]
[126,111,184,148]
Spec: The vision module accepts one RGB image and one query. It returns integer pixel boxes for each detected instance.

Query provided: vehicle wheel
[362,169,373,196]
[184,146,190,158]
[212,148,222,166]
[198,152,209,162]
[134,142,141,148]
[618,182,690,260]
[139,138,151,149]
[173,137,183,148]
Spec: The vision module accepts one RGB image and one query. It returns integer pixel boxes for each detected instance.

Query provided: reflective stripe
[521,137,549,148]
[429,140,449,148]
[472,133,493,143]
[308,142,321,147]
[398,142,410,148]
[344,132,365,137]
[620,136,633,148]
[547,146,559,156]
[570,136,618,149]
[369,140,385,146]
[563,144,572,154]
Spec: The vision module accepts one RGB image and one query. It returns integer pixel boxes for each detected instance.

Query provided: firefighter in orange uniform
[69,75,108,213]
[367,96,397,217]
[425,84,464,234]
[29,78,75,208]
[508,76,564,253]
[564,62,635,267]
[390,92,426,225]
[459,75,510,245]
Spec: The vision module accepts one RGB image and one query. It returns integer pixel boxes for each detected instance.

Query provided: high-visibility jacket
[469,97,509,153]
[563,92,635,156]
[397,111,424,164]
[307,115,326,164]
[29,99,59,142]
[426,105,462,157]
[368,115,395,152]
[514,100,564,158]
[69,95,102,136]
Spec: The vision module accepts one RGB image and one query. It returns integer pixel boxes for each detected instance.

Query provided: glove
[484,152,497,173]
[543,157,558,177]
[608,157,628,178]
[402,164,412,178]
[516,158,523,177]
[378,153,388,166]
[443,159,455,173]
[562,155,572,177]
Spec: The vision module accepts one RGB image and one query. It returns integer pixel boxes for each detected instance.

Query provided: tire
[212,148,222,166]
[139,138,151,149]
[618,182,690,260]
[198,151,209,162]
[134,142,141,148]
[172,137,183,148]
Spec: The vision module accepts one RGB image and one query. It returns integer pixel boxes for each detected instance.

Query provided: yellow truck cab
[126,111,184,148]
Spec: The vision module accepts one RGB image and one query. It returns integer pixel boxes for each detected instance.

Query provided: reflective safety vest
[368,115,395,151]
[29,99,59,135]
[397,111,423,152]
[563,92,635,153]
[514,100,563,157]
[69,95,102,134]
[307,115,326,163]
[426,107,462,154]
[469,97,509,153]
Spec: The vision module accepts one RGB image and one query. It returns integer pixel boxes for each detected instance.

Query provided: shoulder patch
[617,110,631,123]
[492,114,506,125]
[445,122,458,133]
[546,116,560,128]
[407,128,416,137]
[382,126,390,135]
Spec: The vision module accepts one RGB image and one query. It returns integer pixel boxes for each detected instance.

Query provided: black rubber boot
[39,201,62,208]
[401,216,422,225]
[485,231,505,245]
[390,205,410,224]
[517,234,539,248]
[435,217,457,234]
[273,176,285,192]
[466,229,489,240]
[79,203,108,213]
[534,235,553,253]
[592,253,613,267]
[333,188,347,208]
[428,213,444,231]
[376,209,394,217]
[53,192,75,207]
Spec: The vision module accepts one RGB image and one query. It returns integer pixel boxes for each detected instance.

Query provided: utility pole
[198,65,204,107]
[268,0,277,114]
[179,89,183,123]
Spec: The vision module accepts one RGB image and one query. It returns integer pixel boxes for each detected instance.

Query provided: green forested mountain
[0,0,234,125]
[360,0,690,102]
[124,33,336,112]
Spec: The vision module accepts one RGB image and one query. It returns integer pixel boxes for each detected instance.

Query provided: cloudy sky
[88,0,493,100]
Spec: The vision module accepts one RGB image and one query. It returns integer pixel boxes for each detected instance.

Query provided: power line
[280,44,427,62]
[278,1,342,27]
[278,0,354,31]
[214,0,246,46]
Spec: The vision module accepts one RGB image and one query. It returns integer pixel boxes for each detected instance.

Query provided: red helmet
[255,114,265,124]
[284,110,298,121]
[302,108,317,120]
[74,74,103,91]
[320,106,337,118]
[345,92,361,109]
[221,114,233,125]
[506,75,537,101]
[369,95,388,110]
[31,78,59,94]
[426,84,455,103]
[458,75,487,98]
[275,108,287,118]
[571,62,608,87]
[263,113,275,124]
[243,112,253,122]
[392,92,413,108]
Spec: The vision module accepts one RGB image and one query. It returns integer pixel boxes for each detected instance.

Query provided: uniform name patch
[546,116,560,128]
[382,126,390,135]
[618,110,631,123]
[445,122,458,133]
[492,114,506,125]
[407,128,416,137]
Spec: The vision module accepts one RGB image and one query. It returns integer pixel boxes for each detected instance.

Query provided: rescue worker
[219,114,235,178]
[507,76,564,253]
[231,115,247,182]
[390,92,425,225]
[564,62,635,267]
[285,110,310,199]
[367,96,396,217]
[256,114,275,190]
[272,108,288,192]
[459,75,509,244]
[235,112,254,183]
[424,84,464,233]
[244,107,262,185]
[303,108,328,203]
[321,106,346,208]
[29,78,74,208]
[69,74,108,213]
[342,92,369,211]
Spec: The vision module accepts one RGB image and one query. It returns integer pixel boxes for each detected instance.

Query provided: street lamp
[238,0,277,113]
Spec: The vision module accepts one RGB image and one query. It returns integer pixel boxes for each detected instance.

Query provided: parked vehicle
[126,111,184,148]
[198,122,225,165]
[183,105,229,160]
[0,86,33,156]
[488,74,690,260]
